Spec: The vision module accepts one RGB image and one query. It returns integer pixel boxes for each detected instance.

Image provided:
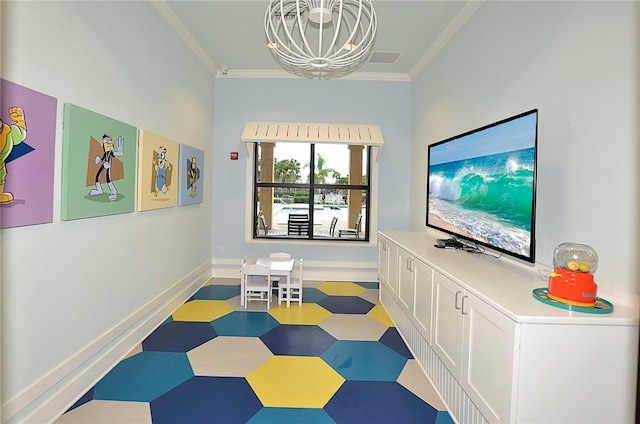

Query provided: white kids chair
[278,258,303,307]
[243,263,272,309]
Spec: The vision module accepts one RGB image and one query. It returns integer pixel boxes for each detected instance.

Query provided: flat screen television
[426,109,538,263]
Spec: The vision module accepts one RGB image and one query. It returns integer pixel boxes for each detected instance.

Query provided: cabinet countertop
[380,230,639,325]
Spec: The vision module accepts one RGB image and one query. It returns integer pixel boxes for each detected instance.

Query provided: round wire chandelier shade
[265,0,377,79]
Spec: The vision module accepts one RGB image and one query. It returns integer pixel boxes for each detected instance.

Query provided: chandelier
[264,0,377,79]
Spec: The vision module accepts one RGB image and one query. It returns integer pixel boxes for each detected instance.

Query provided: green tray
[533,288,614,314]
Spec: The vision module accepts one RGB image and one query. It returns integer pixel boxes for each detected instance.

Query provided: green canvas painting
[61,103,138,220]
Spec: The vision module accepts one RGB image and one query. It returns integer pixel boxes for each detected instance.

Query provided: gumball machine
[547,242,598,307]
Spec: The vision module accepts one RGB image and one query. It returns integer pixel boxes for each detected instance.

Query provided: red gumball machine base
[547,266,598,307]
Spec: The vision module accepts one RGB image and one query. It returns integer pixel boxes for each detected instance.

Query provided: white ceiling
[157,0,484,80]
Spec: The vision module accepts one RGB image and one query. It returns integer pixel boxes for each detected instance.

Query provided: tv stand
[377,230,638,424]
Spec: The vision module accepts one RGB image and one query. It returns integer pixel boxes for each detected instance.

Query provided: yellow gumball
[566,261,579,271]
[579,262,591,272]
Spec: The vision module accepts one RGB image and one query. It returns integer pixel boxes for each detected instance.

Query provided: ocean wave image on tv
[428,147,534,256]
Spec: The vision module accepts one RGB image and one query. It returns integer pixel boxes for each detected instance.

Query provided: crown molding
[152,0,219,77]
[409,0,485,80]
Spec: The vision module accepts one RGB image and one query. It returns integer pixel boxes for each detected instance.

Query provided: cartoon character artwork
[0,106,27,204]
[177,143,203,207]
[89,133,124,201]
[152,146,173,196]
[187,156,200,198]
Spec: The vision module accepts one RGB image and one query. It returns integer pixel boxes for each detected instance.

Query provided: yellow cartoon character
[0,106,27,204]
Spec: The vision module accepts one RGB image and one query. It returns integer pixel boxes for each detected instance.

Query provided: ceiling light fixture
[264,0,377,79]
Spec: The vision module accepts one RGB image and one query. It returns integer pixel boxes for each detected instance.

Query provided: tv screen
[426,109,538,263]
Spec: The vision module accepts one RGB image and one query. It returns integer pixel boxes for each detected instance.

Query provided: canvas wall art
[137,130,179,211]
[178,144,204,206]
[0,79,57,229]
[61,104,138,220]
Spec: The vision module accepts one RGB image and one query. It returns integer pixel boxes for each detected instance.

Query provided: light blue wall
[211,78,411,269]
[410,1,639,295]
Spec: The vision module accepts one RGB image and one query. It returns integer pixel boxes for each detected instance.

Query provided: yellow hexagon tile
[247,356,345,408]
[367,304,395,327]
[172,299,233,322]
[268,303,332,325]
[316,281,366,296]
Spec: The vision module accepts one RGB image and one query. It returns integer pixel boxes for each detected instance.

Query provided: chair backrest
[288,213,309,221]
[354,213,362,230]
[270,252,291,261]
[259,214,268,234]
[329,217,338,236]
[287,217,309,235]
[244,263,271,280]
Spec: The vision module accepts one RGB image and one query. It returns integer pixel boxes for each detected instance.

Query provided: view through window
[254,142,370,241]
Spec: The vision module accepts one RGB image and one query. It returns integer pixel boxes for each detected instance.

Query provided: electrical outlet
[218,246,224,253]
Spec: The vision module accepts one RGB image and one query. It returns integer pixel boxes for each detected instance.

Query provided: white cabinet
[399,250,434,334]
[412,259,434,343]
[433,271,515,423]
[462,293,516,424]
[432,272,516,423]
[377,236,398,298]
[377,231,639,424]
[377,238,389,286]
[397,247,415,314]
[432,271,465,373]
[385,240,435,343]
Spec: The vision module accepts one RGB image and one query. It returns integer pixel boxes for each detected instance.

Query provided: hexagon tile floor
[56,279,454,424]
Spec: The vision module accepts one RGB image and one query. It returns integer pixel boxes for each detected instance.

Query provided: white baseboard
[211,257,378,283]
[2,261,211,424]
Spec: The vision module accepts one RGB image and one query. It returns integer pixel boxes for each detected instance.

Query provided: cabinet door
[462,293,516,424]
[397,248,415,314]
[377,238,389,286]
[386,241,398,298]
[432,271,464,379]
[413,259,434,342]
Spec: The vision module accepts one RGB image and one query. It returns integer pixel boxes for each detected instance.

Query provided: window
[253,141,370,241]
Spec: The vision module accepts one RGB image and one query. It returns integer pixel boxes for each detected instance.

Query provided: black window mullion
[308,144,316,233]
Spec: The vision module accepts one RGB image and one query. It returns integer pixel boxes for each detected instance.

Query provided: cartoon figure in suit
[90,133,124,201]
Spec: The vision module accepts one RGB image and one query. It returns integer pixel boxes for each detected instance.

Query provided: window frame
[251,142,372,242]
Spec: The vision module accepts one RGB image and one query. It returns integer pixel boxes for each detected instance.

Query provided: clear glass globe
[553,242,598,273]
